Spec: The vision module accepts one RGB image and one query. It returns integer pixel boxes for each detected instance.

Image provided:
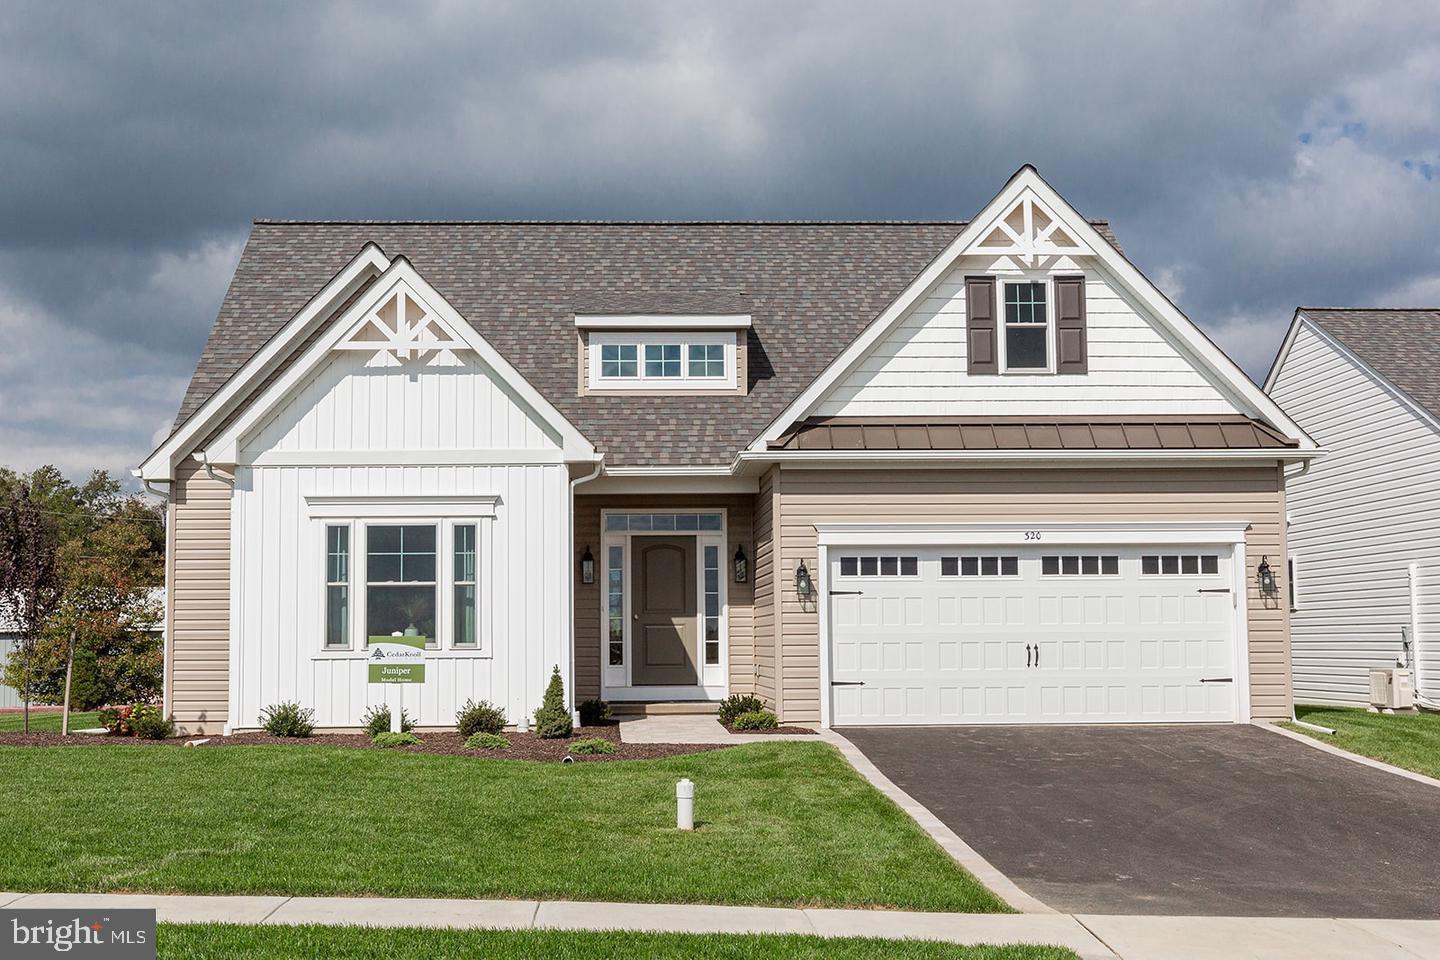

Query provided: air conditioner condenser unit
[1369,669,1415,712]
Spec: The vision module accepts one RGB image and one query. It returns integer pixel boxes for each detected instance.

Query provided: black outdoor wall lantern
[795,560,814,599]
[580,546,595,585]
[1257,556,1278,598]
[733,545,749,583]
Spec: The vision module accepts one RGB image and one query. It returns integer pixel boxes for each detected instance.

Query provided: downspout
[134,470,173,724]
[1281,456,1334,734]
[1406,565,1440,712]
[568,457,604,722]
[192,452,235,488]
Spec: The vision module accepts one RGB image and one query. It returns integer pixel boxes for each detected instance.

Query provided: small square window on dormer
[577,315,749,393]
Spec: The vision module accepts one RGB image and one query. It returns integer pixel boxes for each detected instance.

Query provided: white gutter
[191,452,236,488]
[567,458,605,720]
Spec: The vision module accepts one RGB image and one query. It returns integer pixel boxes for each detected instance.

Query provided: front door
[632,536,699,685]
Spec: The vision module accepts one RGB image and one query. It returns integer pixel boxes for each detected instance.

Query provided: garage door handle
[1199,677,1233,683]
[1026,644,1032,667]
[1197,588,1232,594]
[830,590,864,596]
[831,680,865,687]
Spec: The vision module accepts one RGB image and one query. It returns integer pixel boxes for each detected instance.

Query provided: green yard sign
[368,636,427,683]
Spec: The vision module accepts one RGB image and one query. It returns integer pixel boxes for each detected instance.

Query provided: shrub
[128,703,175,740]
[99,705,133,736]
[260,701,315,738]
[718,694,765,725]
[568,737,616,755]
[362,705,414,737]
[464,731,510,750]
[578,698,613,726]
[533,665,573,739]
[732,709,778,731]
[456,699,506,737]
[372,731,422,748]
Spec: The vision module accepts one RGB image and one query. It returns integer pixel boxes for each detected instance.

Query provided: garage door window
[940,555,1018,577]
[839,555,919,577]
[1042,554,1119,576]
[1141,554,1218,575]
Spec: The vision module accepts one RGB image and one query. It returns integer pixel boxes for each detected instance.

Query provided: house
[137,166,1317,735]
[1265,308,1440,706]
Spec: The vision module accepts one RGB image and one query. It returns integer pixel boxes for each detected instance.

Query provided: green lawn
[157,925,1075,960]
[0,742,1005,912]
[0,710,101,732]
[1286,704,1440,779]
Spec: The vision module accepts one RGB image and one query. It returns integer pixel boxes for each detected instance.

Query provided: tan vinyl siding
[169,459,232,734]
[572,494,756,701]
[752,467,777,707]
[776,465,1292,724]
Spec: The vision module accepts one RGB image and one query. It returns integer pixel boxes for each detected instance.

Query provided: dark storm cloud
[2,0,1438,477]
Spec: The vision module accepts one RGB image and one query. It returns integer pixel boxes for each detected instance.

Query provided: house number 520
[1023,531,1042,541]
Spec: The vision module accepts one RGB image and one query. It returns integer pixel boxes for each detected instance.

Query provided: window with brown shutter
[965,276,998,374]
[1054,275,1088,374]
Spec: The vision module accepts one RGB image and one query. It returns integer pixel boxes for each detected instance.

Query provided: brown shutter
[965,276,998,374]
[1054,275,1088,374]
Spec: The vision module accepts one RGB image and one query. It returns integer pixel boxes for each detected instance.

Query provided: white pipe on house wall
[567,457,604,720]
[1408,562,1440,712]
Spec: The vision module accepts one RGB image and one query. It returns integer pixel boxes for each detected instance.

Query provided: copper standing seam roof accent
[770,417,1299,451]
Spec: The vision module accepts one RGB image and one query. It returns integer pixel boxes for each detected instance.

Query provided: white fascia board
[731,447,1318,474]
[1261,309,1306,393]
[814,520,1251,547]
[204,258,598,466]
[602,464,734,477]
[137,243,391,481]
[305,494,499,518]
[747,165,1318,453]
[584,474,758,496]
[575,314,752,329]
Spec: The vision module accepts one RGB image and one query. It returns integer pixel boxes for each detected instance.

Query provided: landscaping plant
[533,665,573,739]
[372,731,422,748]
[578,698,613,726]
[128,703,174,740]
[464,732,510,750]
[362,705,414,737]
[568,737,616,755]
[732,710,778,731]
[456,699,506,737]
[717,694,765,725]
[260,702,315,738]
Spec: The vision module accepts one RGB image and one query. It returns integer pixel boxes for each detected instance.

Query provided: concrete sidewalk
[4,892,1438,959]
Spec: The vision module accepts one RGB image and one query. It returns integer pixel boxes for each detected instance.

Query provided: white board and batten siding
[1269,321,1440,703]
[814,260,1237,418]
[230,348,571,731]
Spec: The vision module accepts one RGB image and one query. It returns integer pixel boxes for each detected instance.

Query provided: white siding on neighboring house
[0,633,19,709]
[814,259,1236,417]
[1268,321,1440,704]
[229,348,571,731]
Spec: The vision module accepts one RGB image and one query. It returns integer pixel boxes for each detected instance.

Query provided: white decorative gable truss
[138,247,595,480]
[742,165,1319,464]
[966,189,1089,267]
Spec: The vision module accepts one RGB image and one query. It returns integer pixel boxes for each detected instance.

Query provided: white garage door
[828,546,1238,725]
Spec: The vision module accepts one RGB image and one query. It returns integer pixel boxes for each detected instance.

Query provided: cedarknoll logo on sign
[368,636,426,683]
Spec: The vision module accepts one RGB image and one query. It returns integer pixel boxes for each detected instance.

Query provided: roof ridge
[1301,306,1440,312]
[252,218,975,226]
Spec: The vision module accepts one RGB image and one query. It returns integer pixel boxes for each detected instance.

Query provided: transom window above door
[585,331,739,391]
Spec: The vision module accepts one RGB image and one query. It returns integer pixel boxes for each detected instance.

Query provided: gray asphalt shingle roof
[1302,308,1440,421]
[178,219,1122,466]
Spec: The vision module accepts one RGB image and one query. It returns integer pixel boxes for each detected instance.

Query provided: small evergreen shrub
[372,731,422,748]
[456,699,506,737]
[129,703,175,740]
[464,731,510,750]
[732,709,778,731]
[718,694,765,725]
[362,705,414,737]
[260,701,315,738]
[568,737,616,755]
[578,698,613,726]
[533,665,573,739]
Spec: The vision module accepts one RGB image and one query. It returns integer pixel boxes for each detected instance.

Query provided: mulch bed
[720,723,817,735]
[0,725,728,762]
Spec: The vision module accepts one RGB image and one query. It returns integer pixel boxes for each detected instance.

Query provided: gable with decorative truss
[336,284,470,367]
[964,188,1090,267]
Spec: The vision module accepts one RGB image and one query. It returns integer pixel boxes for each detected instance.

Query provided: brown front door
[632,536,698,685]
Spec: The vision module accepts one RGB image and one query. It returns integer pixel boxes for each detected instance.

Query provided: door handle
[1199,677,1233,683]
[830,680,865,687]
[1026,644,1032,668]
[1034,644,1040,668]
[829,590,864,596]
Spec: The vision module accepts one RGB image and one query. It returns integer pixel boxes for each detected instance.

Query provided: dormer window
[1002,280,1050,371]
[577,315,749,394]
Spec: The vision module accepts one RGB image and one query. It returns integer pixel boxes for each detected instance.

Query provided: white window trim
[997,275,1056,375]
[1288,555,1300,612]
[588,331,738,391]
[323,522,354,650]
[311,512,492,657]
[575,314,752,329]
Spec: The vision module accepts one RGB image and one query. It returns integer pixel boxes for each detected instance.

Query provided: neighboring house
[138,166,1316,736]
[1265,308,1440,706]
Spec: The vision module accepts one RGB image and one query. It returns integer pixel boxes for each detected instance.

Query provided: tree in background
[0,468,164,731]
[0,485,62,733]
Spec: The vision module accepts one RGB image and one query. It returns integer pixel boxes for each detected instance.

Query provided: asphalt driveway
[839,724,1440,917]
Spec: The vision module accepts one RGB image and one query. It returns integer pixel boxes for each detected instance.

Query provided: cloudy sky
[2,1,1438,480]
